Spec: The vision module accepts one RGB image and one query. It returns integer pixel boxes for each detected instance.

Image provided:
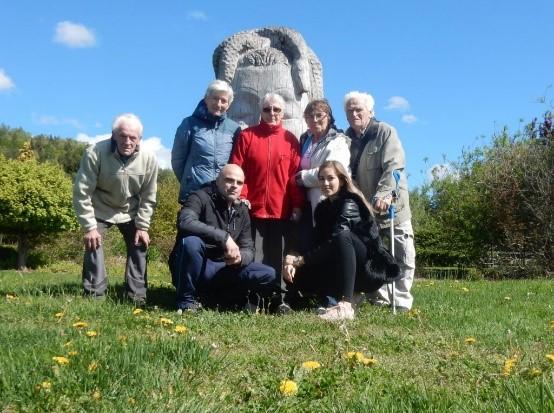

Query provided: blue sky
[1,0,553,188]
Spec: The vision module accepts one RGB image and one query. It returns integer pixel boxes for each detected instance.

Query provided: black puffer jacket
[168,182,254,283]
[308,190,400,285]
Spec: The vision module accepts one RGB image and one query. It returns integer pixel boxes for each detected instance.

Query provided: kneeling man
[170,164,277,312]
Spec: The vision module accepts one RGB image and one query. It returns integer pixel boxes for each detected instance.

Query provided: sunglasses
[262,106,282,114]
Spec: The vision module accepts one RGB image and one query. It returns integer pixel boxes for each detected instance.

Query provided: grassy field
[1,262,553,412]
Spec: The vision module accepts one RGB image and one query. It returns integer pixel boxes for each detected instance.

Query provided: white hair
[343,91,375,113]
[112,113,143,137]
[260,93,285,111]
[205,79,234,104]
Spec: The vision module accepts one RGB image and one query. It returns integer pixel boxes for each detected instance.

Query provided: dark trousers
[82,220,147,299]
[251,218,296,294]
[291,230,376,302]
[174,236,277,309]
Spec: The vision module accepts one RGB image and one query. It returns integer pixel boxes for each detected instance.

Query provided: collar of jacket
[304,125,342,147]
[346,117,378,140]
[256,120,282,136]
[193,99,226,126]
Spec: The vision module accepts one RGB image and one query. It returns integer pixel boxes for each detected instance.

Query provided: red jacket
[230,121,304,219]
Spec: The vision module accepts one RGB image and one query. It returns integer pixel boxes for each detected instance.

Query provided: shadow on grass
[0,281,176,310]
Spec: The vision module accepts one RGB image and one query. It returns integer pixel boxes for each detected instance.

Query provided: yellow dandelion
[88,361,98,372]
[279,379,298,396]
[72,321,88,329]
[361,357,377,366]
[52,356,70,365]
[174,325,187,334]
[546,353,554,362]
[461,287,469,292]
[407,308,420,318]
[86,330,98,337]
[6,294,17,300]
[37,381,52,391]
[54,312,64,318]
[159,317,173,326]
[464,337,477,345]
[301,360,321,370]
[502,357,517,377]
[91,390,101,400]
[529,368,542,377]
[67,351,78,357]
[132,308,144,315]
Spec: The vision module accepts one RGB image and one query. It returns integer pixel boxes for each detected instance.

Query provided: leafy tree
[0,124,86,176]
[0,151,78,269]
[149,169,180,261]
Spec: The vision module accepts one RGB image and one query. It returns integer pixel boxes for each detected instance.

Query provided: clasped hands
[224,236,242,266]
[283,254,304,283]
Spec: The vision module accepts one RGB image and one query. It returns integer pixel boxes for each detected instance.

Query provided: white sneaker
[318,301,355,321]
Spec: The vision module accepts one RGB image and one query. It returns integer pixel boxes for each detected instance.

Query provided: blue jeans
[174,236,277,309]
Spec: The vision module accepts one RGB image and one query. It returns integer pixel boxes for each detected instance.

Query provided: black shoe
[276,303,294,315]
[131,296,146,307]
[177,300,202,314]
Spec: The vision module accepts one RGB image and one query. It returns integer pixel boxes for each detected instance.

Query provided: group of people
[72,79,415,322]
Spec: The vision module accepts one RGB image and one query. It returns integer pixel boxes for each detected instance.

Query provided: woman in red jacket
[230,93,304,311]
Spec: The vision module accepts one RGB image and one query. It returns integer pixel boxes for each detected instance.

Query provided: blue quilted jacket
[172,100,240,202]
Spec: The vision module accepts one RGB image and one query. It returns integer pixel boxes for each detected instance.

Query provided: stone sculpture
[213,27,323,139]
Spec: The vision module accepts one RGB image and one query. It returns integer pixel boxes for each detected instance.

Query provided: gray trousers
[82,220,148,299]
[369,220,416,309]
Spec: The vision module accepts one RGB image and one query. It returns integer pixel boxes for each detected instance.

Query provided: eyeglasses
[262,106,282,114]
[305,112,327,121]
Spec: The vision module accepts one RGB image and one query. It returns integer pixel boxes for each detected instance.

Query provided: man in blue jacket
[171,80,241,203]
[169,164,278,312]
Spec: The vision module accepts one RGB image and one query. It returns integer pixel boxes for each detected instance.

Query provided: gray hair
[260,93,286,111]
[344,91,375,113]
[112,113,143,137]
[204,79,234,104]
[213,27,323,101]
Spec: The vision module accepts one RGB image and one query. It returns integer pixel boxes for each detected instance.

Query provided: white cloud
[141,137,171,169]
[385,96,410,111]
[54,21,96,48]
[36,114,82,129]
[76,132,111,145]
[427,163,458,181]
[0,69,15,91]
[401,114,418,124]
[187,10,208,21]
[75,134,171,169]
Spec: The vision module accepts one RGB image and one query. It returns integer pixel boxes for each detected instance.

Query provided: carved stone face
[228,63,308,138]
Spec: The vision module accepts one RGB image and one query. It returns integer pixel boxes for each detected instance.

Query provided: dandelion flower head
[301,360,321,370]
[279,379,298,396]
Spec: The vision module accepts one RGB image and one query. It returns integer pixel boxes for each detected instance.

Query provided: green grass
[1,264,553,412]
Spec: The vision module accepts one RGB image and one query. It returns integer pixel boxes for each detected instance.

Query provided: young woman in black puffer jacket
[284,160,400,321]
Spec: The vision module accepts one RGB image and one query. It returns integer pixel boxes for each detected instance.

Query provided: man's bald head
[216,164,245,204]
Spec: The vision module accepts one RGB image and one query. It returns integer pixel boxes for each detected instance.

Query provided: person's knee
[181,236,204,255]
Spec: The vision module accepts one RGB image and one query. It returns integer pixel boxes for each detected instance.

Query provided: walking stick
[387,170,401,314]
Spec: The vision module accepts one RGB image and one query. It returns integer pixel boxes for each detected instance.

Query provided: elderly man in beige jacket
[344,92,416,311]
[73,113,158,305]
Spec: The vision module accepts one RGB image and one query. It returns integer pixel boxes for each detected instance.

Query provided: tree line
[0,115,551,277]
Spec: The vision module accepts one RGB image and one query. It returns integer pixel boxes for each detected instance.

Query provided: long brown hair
[318,160,374,216]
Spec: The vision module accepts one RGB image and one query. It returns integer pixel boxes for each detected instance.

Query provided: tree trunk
[16,234,29,271]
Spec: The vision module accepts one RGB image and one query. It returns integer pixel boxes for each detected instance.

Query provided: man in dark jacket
[170,164,278,312]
